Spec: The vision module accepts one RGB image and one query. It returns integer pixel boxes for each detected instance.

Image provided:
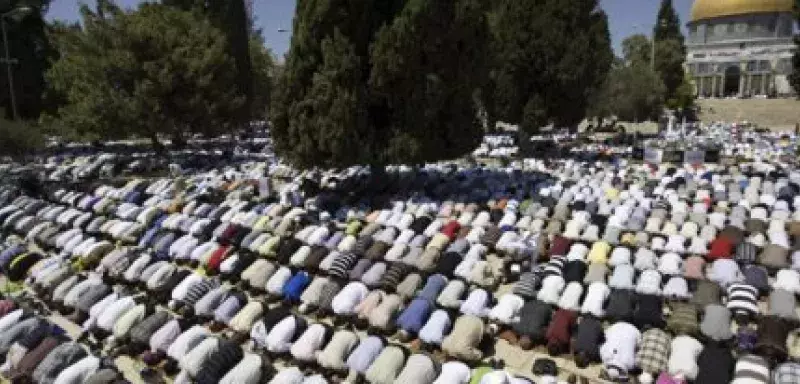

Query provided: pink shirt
[683,256,706,280]
[656,372,687,384]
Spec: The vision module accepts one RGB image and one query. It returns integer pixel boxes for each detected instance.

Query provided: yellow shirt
[620,233,637,246]
[604,187,620,200]
[587,241,611,264]
[253,216,271,232]
[258,236,281,257]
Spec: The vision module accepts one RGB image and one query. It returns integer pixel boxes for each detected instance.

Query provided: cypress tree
[653,0,687,101]
[791,1,799,96]
[489,0,613,132]
[653,0,684,44]
[163,0,253,126]
[271,0,489,168]
[0,1,55,120]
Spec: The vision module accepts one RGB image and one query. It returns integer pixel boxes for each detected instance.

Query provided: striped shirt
[513,272,540,298]
[328,252,359,279]
[183,278,220,307]
[735,242,758,265]
[381,263,413,291]
[726,283,759,317]
[541,257,566,277]
[733,355,770,384]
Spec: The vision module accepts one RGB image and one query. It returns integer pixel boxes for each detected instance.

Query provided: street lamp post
[1,6,33,120]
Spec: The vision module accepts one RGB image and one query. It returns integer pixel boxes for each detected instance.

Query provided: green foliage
[488,0,613,132]
[272,0,488,168]
[369,0,489,164]
[654,38,687,101]
[666,72,696,110]
[164,0,254,125]
[0,0,55,120]
[44,0,243,142]
[622,34,652,67]
[0,117,44,159]
[653,0,684,45]
[653,0,687,101]
[249,37,274,120]
[590,63,665,123]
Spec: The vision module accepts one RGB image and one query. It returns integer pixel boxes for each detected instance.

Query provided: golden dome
[691,0,794,22]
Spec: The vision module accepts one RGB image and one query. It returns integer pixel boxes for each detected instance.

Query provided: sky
[46,0,694,57]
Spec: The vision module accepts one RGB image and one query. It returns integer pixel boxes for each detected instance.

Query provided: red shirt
[441,220,461,240]
[206,245,230,272]
[546,309,578,346]
[549,236,572,257]
[707,237,734,261]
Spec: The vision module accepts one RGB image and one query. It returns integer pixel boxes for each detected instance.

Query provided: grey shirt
[346,336,385,374]
[768,288,798,320]
[699,304,733,341]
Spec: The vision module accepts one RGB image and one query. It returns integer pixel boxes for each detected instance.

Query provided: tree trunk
[172,131,186,150]
[150,134,166,157]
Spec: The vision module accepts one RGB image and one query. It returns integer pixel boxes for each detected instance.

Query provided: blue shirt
[346,336,385,373]
[396,297,433,334]
[416,274,448,302]
[282,271,311,301]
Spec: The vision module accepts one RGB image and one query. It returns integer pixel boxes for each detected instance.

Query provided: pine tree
[271,0,489,168]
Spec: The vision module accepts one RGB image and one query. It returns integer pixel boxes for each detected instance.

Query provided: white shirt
[97,296,136,331]
[459,289,490,317]
[82,293,118,331]
[566,243,589,262]
[668,336,703,380]
[220,354,262,384]
[181,337,218,377]
[266,267,293,295]
[150,320,182,352]
[331,282,369,315]
[167,325,209,360]
[419,310,451,345]
[0,310,24,333]
[608,264,635,290]
[658,252,683,276]
[609,247,632,266]
[663,276,690,299]
[290,324,328,361]
[558,282,584,311]
[537,275,566,305]
[433,361,471,384]
[268,367,304,384]
[488,294,525,324]
[636,269,662,295]
[53,355,100,384]
[773,269,800,294]
[581,282,610,317]
[266,316,299,353]
[708,259,742,287]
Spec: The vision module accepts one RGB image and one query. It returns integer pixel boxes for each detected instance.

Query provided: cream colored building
[687,0,796,98]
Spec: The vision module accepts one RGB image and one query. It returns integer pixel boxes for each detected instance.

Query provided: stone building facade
[686,0,796,98]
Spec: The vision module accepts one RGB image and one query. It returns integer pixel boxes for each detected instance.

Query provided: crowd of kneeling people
[1,152,800,383]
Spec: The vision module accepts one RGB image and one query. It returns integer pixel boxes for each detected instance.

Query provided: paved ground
[696,98,800,130]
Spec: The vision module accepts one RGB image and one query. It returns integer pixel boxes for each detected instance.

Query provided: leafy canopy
[44,0,243,143]
[488,0,614,132]
[271,0,489,168]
